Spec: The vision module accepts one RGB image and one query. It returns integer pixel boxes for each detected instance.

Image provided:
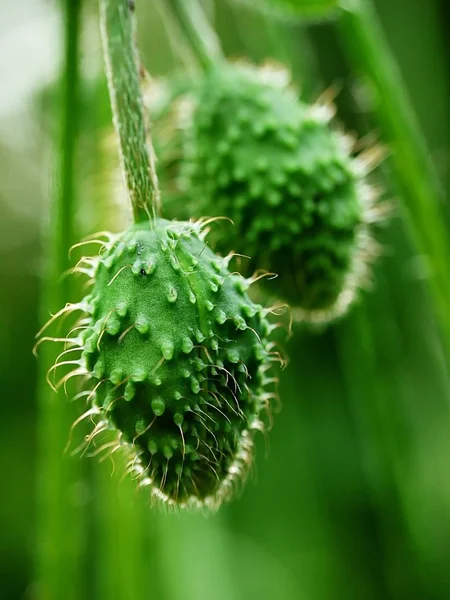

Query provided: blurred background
[1,0,450,599]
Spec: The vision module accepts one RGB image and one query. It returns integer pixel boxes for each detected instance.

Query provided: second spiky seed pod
[165,63,379,323]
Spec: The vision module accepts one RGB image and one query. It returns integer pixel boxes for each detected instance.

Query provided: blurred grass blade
[164,0,223,69]
[231,0,339,19]
[94,455,165,600]
[337,0,450,357]
[35,2,88,599]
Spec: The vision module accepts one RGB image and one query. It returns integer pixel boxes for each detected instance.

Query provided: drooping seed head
[42,218,279,509]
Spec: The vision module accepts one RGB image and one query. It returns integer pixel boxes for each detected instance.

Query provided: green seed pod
[158,63,380,323]
[42,219,279,509]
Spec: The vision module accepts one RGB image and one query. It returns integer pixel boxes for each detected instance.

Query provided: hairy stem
[338,0,450,351]
[164,0,223,71]
[99,0,160,222]
[35,2,87,599]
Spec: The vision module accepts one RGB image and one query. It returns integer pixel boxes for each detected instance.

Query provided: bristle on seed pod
[37,219,281,510]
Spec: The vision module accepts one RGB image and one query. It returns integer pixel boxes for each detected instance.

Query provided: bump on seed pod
[37,219,282,510]
[154,63,384,324]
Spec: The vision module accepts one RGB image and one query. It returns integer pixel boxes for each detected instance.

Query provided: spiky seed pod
[159,63,381,323]
[43,219,279,509]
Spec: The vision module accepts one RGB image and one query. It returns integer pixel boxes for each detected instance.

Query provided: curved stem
[164,0,223,71]
[338,0,450,352]
[99,0,160,222]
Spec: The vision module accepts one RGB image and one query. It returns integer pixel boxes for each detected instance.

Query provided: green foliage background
[0,0,449,599]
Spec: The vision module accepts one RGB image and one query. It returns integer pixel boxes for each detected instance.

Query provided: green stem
[36,2,87,599]
[164,0,223,71]
[99,0,160,222]
[338,0,450,351]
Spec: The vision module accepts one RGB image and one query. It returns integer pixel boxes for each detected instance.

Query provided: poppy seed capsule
[160,64,380,323]
[72,219,277,508]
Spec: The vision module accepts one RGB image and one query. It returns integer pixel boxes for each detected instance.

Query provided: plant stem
[99,0,160,222]
[338,0,450,352]
[164,0,223,71]
[36,2,87,599]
